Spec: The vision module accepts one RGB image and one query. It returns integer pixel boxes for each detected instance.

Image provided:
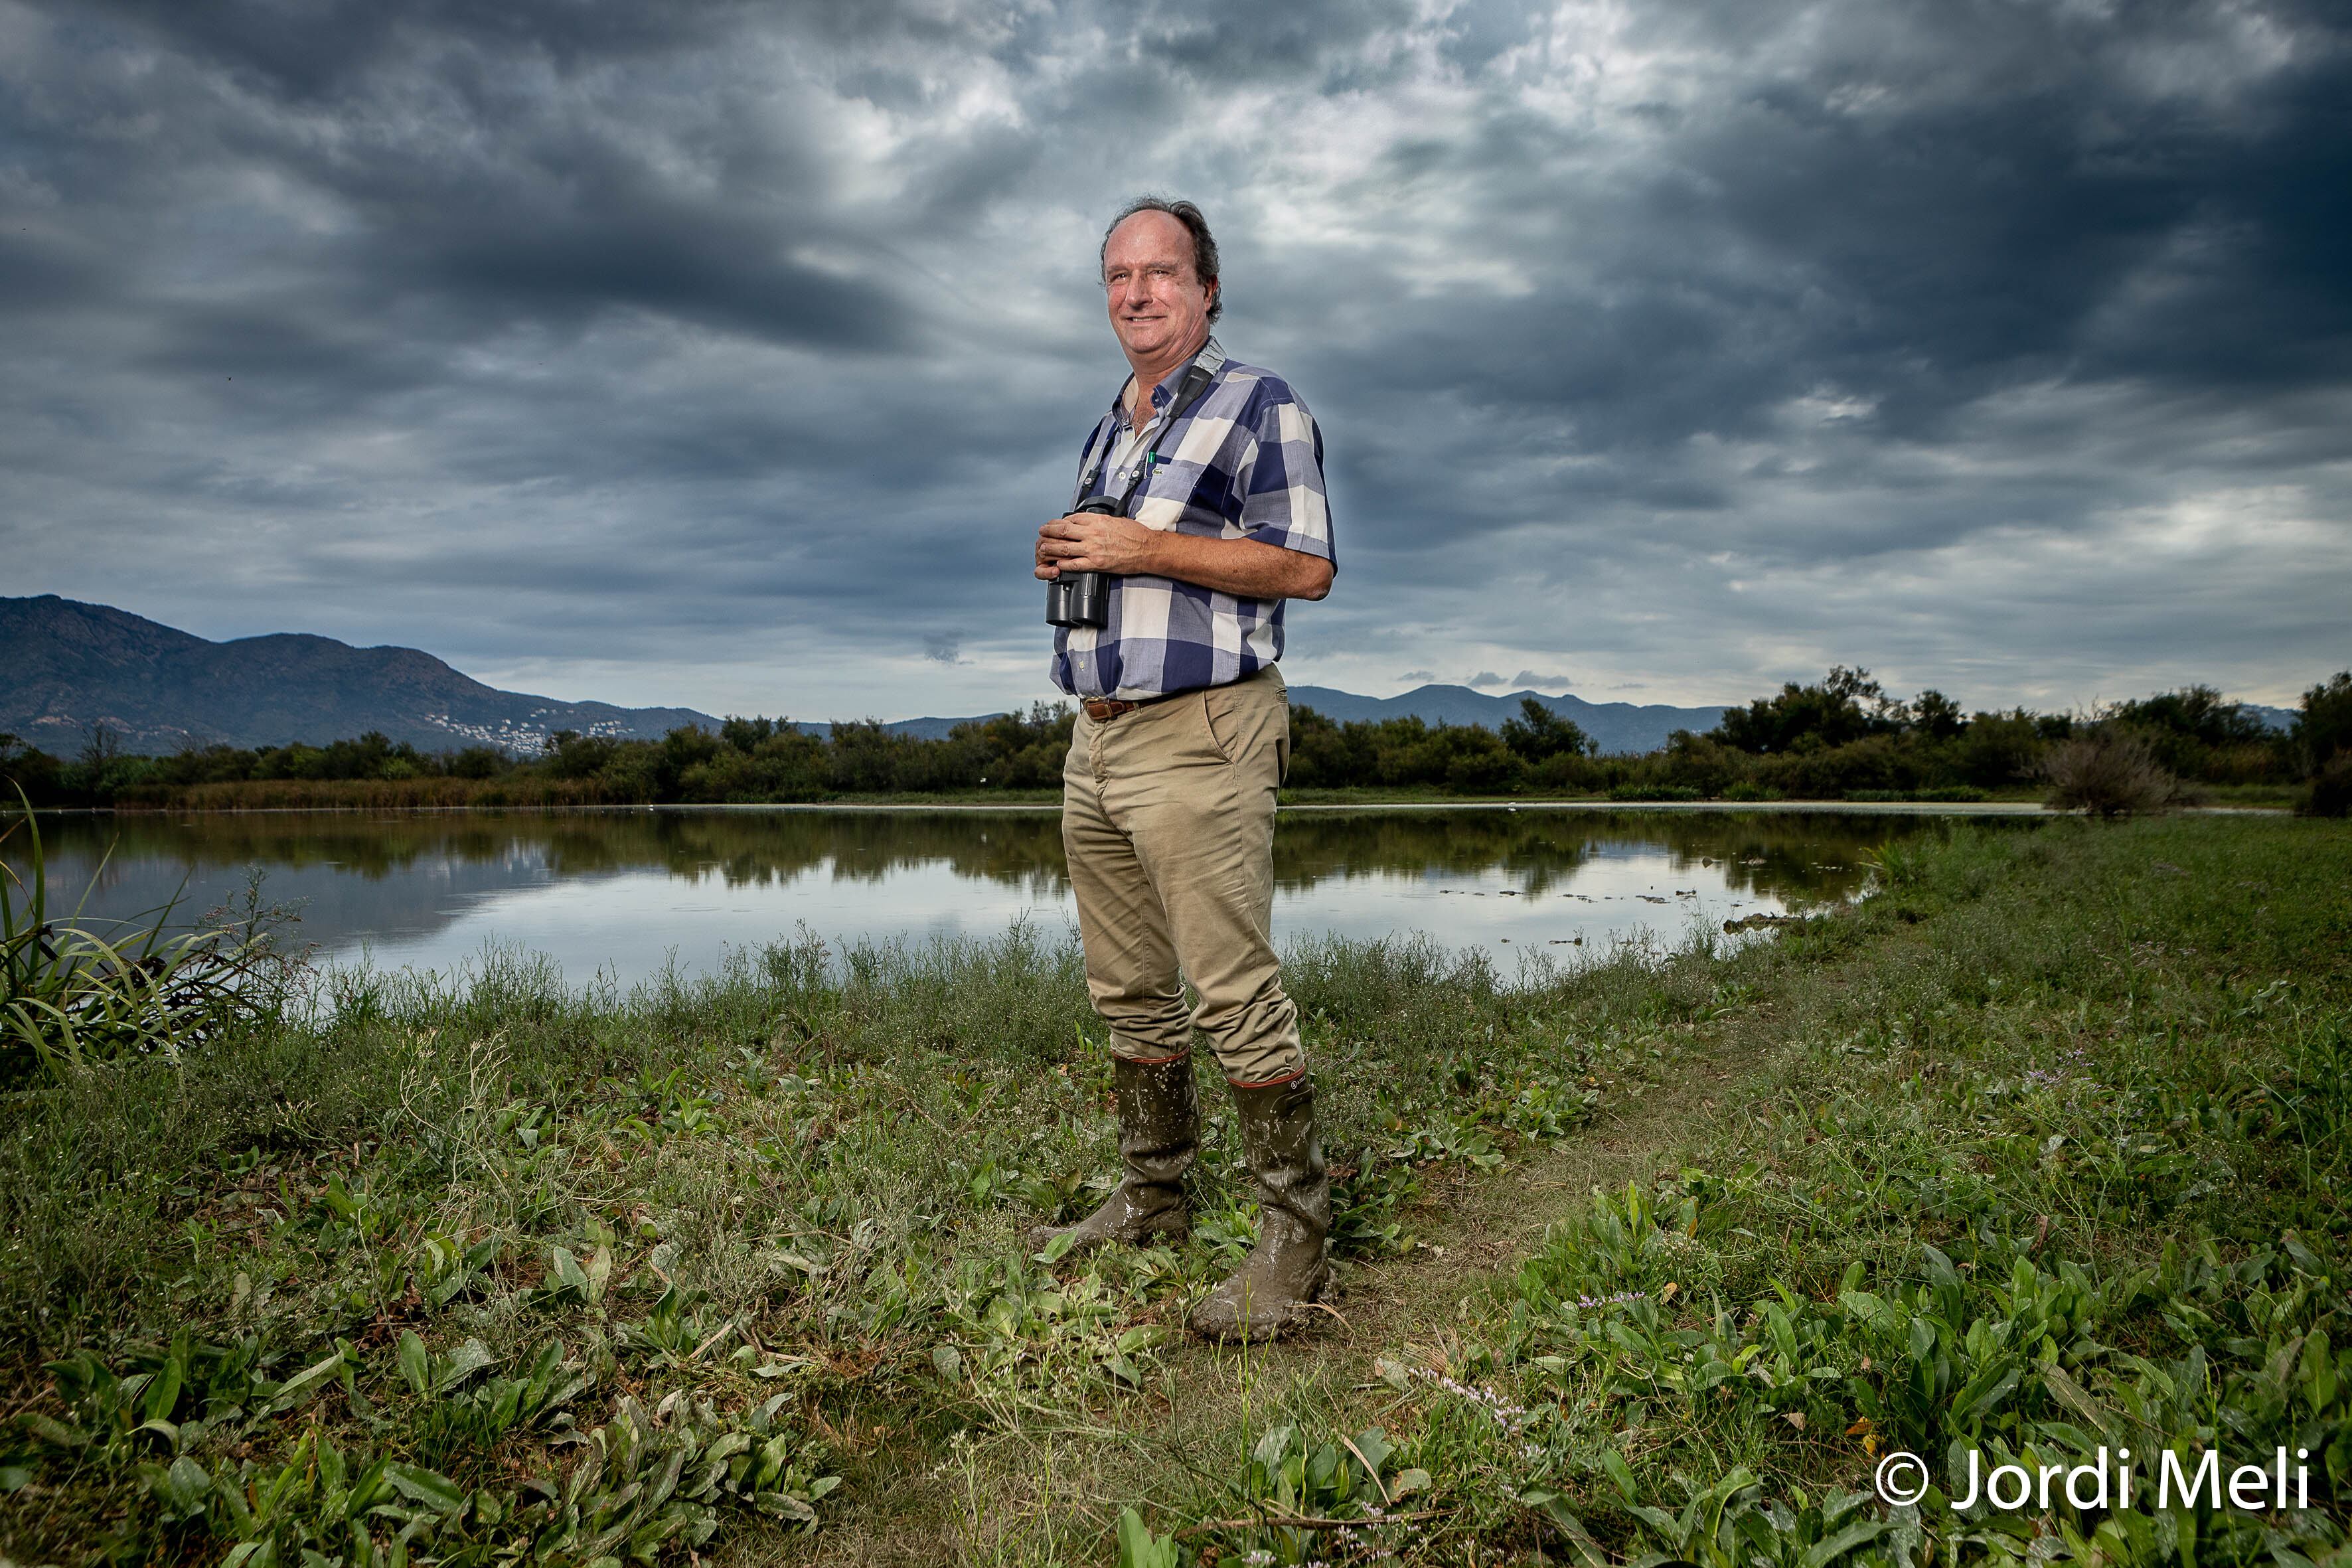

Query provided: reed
[1,788,292,1084]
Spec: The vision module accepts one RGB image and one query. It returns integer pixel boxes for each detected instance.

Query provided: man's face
[1102,210,1215,368]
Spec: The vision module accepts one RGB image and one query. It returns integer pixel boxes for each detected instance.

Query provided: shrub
[1658,732,1739,797]
[1955,708,2045,787]
[2039,732,2185,817]
[1609,783,1701,802]
[2303,751,2352,819]
[2296,671,2352,775]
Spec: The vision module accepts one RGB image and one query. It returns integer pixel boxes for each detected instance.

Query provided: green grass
[2,794,296,1087]
[0,817,2346,1565]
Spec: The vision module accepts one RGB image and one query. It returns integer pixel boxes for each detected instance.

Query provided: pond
[11,806,2025,987]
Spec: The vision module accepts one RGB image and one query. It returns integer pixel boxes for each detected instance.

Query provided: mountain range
[3,596,722,756]
[2,593,1725,756]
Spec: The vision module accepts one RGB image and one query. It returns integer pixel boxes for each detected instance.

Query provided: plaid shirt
[1051,337,1334,700]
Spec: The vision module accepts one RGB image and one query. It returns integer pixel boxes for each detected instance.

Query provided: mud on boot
[1190,1073,1330,1342]
[1026,1052,1199,1257]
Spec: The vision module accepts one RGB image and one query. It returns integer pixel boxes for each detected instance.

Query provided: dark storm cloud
[2,0,2345,720]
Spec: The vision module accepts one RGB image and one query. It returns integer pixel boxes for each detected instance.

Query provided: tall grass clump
[2040,730,2185,816]
[1,790,293,1085]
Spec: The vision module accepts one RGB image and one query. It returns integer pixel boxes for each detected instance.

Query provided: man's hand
[1034,514,1334,601]
[1035,511,1156,580]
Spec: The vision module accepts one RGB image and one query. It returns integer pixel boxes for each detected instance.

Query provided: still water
[14,807,2003,986]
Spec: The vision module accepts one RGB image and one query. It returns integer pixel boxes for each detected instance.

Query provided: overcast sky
[4,0,2347,720]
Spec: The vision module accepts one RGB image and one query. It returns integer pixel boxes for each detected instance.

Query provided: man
[1030,197,1336,1343]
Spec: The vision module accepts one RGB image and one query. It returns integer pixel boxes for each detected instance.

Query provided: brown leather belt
[1081,691,1182,722]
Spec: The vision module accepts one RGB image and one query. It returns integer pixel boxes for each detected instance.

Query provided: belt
[1081,690,1184,722]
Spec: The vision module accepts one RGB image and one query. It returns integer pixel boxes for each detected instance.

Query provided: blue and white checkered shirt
[1051,337,1334,700]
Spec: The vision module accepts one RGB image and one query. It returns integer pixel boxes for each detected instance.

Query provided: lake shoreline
[37,796,2076,817]
[11,802,1962,990]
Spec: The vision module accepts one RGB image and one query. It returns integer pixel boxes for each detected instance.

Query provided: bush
[2040,732,2185,817]
[1608,783,1701,802]
[2296,672,2352,775]
[2303,751,2352,819]
[1954,708,2045,787]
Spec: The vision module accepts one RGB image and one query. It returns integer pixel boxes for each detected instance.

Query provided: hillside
[1,595,725,755]
[35,594,2250,764]
[3,595,1738,759]
[1287,682,1727,754]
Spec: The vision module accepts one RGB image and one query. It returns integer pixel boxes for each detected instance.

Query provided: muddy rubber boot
[1190,1075,1331,1342]
[1026,1053,1198,1257]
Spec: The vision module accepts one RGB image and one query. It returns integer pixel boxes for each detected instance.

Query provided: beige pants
[1061,666,1304,1086]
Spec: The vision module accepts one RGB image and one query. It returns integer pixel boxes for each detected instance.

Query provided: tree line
[6,668,2349,813]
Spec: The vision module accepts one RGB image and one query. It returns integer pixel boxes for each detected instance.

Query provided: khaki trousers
[1061,666,1304,1085]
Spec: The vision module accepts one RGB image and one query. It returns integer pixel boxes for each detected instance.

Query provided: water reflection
[11,807,1993,985]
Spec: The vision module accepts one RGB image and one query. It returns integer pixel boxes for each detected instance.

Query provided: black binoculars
[1045,496,1123,629]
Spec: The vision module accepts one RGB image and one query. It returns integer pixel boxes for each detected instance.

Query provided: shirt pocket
[1133,461,1229,535]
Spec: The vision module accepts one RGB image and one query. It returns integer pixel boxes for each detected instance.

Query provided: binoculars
[1044,496,1123,629]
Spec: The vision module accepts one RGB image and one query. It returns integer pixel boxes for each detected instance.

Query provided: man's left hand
[1037,512,1158,578]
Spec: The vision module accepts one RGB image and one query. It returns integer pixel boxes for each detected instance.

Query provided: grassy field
[3,815,2348,1565]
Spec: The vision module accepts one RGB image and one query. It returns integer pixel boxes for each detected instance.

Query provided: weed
[2,789,295,1084]
[4,816,2349,1564]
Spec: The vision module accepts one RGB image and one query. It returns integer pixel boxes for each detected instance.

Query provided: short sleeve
[1234,386,1334,564]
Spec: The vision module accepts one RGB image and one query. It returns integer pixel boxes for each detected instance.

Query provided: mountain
[1288,684,1727,755]
[2,595,726,755]
[22,594,2281,761]
[0,596,1727,757]
[860,688,1735,753]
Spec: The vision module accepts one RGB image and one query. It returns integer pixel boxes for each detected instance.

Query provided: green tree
[1500,698,1595,762]
[2295,672,2352,772]
[720,716,779,752]
[2112,684,2270,749]
[1909,689,1966,741]
[2109,684,2275,779]
[1957,709,2043,787]
[543,730,619,780]
[0,734,65,805]
[1711,666,1899,754]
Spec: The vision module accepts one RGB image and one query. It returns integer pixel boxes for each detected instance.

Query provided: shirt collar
[1114,336,1225,423]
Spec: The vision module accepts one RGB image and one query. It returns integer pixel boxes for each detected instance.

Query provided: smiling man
[1029,197,1336,1342]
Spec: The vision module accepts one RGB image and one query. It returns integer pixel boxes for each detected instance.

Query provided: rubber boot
[1189,1075,1331,1342]
[1026,1054,1198,1257]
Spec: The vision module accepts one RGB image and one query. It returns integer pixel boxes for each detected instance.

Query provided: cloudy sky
[4,0,2347,721]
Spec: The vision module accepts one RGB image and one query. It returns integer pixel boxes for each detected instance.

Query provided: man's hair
[1101,196,1221,324]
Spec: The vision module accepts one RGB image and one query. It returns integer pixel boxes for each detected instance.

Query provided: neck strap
[1079,340,1226,514]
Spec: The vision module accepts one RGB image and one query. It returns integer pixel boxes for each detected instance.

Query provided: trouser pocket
[1202,669,1287,790]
